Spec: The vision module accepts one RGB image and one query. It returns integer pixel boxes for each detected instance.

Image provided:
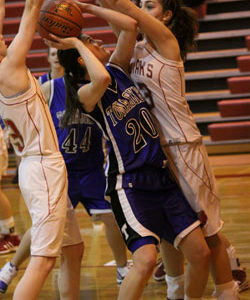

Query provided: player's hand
[44,34,79,50]
[74,1,91,13]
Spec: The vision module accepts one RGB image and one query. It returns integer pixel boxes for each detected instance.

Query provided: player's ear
[162,10,173,25]
[77,56,86,68]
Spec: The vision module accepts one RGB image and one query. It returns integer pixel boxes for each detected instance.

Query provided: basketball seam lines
[39,10,82,30]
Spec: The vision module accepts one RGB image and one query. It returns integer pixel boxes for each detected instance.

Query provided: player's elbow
[101,73,111,90]
[130,18,138,31]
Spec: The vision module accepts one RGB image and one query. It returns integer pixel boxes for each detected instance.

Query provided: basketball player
[0,54,129,293]
[0,122,21,255]
[38,47,65,84]
[0,0,21,256]
[107,0,243,298]
[0,121,21,255]
[0,76,129,293]
[42,75,129,283]
[0,0,83,299]
[45,3,217,299]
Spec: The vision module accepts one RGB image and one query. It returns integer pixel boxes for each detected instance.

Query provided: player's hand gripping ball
[37,0,84,40]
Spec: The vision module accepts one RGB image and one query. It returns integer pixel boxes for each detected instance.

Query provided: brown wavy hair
[161,0,199,60]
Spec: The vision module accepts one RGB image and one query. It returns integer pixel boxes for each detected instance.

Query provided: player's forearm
[19,0,44,36]
[74,39,110,91]
[24,0,44,16]
[79,2,137,32]
[7,0,44,64]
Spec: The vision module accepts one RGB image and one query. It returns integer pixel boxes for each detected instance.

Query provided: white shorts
[162,142,223,237]
[19,153,82,257]
[0,128,8,180]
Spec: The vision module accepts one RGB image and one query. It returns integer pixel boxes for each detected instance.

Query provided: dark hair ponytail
[57,48,88,127]
[162,0,198,60]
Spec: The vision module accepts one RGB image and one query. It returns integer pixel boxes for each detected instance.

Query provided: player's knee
[190,244,211,267]
[61,242,84,262]
[41,257,56,273]
[134,248,157,276]
[206,233,223,249]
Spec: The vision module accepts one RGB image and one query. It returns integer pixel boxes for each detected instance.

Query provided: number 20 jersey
[89,63,167,181]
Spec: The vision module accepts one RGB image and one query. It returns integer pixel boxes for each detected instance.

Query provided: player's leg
[179,226,211,299]
[118,243,157,300]
[95,212,128,283]
[110,188,160,300]
[11,228,31,268]
[0,189,20,254]
[0,228,31,293]
[160,172,212,300]
[13,256,56,300]
[160,239,185,300]
[58,242,84,300]
[0,189,13,233]
[206,233,239,299]
[58,197,83,299]
[69,169,129,284]
[219,232,249,292]
[16,155,70,298]
[0,142,20,254]
[164,142,241,299]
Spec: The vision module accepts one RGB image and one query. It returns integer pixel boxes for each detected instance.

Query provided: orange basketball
[37,0,84,40]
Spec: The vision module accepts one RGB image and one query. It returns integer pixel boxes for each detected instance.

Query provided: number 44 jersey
[48,77,105,171]
[88,63,167,180]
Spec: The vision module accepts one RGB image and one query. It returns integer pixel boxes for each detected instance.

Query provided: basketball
[37,0,84,40]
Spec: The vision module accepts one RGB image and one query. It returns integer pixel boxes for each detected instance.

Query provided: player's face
[48,47,61,69]
[139,0,165,21]
[82,37,110,64]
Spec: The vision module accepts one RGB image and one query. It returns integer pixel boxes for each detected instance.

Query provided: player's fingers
[43,38,58,48]
[48,33,62,42]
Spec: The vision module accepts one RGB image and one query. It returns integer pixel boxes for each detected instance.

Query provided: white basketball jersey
[130,40,202,145]
[0,71,59,156]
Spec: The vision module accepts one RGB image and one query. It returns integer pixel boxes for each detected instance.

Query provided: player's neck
[50,67,64,80]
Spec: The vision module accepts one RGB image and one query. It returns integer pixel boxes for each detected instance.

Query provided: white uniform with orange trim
[130,40,223,236]
[0,71,82,256]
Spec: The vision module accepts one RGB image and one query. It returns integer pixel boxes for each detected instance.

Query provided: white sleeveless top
[0,70,60,156]
[130,40,202,145]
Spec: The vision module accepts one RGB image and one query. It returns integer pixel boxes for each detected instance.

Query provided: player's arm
[7,0,44,68]
[0,0,5,35]
[75,1,137,72]
[45,35,111,113]
[88,0,122,38]
[110,0,180,61]
[0,0,45,96]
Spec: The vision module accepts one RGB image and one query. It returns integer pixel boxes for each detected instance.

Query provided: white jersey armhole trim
[48,79,55,108]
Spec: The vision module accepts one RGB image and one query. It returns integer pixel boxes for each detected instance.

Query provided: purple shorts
[68,167,111,215]
[110,167,200,252]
